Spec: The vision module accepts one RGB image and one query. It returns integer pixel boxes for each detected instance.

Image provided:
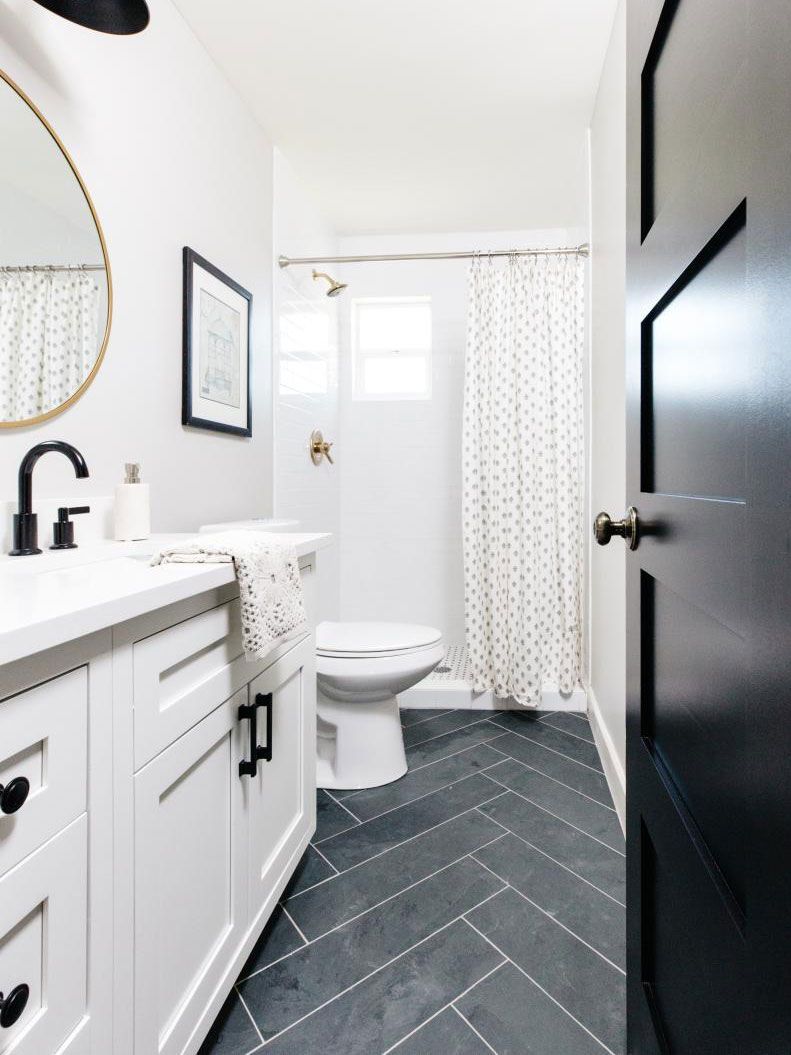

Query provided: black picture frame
[182,246,253,436]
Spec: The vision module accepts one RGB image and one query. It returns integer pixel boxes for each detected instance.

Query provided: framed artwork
[182,246,252,436]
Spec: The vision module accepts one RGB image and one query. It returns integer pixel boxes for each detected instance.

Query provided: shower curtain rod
[278,243,589,268]
[0,263,105,272]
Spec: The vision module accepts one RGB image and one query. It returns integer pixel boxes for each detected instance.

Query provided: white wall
[273,150,341,621]
[588,0,627,818]
[0,0,275,531]
[336,227,585,643]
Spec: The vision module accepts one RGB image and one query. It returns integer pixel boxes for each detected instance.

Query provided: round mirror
[0,70,111,427]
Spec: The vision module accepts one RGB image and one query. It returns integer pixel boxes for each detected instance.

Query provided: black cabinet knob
[0,984,29,1029]
[0,777,30,815]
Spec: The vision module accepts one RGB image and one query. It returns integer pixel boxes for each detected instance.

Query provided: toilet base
[316,691,408,790]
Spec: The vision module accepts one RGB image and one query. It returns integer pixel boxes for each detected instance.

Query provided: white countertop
[0,532,331,667]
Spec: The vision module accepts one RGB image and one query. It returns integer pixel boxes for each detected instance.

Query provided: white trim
[587,686,625,833]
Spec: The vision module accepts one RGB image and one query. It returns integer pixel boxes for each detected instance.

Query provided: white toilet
[315,621,444,790]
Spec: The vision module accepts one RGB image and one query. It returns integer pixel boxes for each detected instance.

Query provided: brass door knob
[309,429,334,466]
[593,507,639,550]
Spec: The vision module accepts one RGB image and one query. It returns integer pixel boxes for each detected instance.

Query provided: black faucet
[9,441,90,556]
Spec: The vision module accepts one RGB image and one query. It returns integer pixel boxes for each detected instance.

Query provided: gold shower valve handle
[310,429,334,466]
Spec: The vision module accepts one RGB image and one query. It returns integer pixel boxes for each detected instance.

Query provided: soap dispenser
[114,463,150,541]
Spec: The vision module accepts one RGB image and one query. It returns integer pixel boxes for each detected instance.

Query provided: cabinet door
[0,817,88,1055]
[246,636,316,929]
[133,691,247,1055]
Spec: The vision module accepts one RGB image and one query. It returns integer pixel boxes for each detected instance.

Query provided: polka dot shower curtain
[0,269,99,420]
[462,252,585,706]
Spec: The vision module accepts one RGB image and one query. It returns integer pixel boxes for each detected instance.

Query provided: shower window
[351,296,432,400]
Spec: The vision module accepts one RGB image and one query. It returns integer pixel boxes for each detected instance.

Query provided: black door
[624,1,791,1052]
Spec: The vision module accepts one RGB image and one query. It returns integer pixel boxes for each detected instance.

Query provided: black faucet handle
[51,506,90,550]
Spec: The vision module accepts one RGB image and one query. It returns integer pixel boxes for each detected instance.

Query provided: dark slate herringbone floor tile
[284,810,505,940]
[540,712,596,744]
[237,905,306,981]
[239,858,503,1040]
[316,773,505,872]
[391,1006,494,1053]
[457,960,605,1055]
[403,710,500,747]
[467,888,626,1054]
[489,712,604,770]
[258,920,504,1055]
[479,792,626,902]
[474,833,625,969]
[487,730,613,805]
[486,757,625,851]
[400,708,449,728]
[197,991,260,1055]
[404,721,505,770]
[314,789,360,842]
[282,845,336,898]
[336,744,505,823]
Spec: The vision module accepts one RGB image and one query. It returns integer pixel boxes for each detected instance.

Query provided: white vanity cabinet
[0,542,324,1055]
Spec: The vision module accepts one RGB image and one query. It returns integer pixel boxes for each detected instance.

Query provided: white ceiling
[173,0,618,235]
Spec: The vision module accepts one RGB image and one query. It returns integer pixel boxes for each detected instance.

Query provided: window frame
[351,295,433,402]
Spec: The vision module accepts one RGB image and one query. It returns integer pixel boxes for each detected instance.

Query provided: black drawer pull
[238,702,258,778]
[0,984,29,1029]
[255,693,273,764]
[0,777,30,816]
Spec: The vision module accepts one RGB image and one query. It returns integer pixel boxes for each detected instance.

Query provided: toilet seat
[316,621,442,660]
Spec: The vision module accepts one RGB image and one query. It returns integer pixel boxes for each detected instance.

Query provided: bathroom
[1,2,788,1054]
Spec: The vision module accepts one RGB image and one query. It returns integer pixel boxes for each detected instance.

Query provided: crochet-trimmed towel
[151,531,308,659]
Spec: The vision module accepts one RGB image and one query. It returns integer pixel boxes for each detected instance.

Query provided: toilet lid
[317,621,442,658]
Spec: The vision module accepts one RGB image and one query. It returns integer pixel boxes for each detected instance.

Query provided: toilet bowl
[315,621,444,790]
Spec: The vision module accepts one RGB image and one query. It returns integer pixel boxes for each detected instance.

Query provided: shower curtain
[462,252,584,706]
[0,270,100,421]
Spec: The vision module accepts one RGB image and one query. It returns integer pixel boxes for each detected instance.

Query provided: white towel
[151,531,308,660]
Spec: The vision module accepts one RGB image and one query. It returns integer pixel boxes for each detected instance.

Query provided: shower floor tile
[199,709,626,1055]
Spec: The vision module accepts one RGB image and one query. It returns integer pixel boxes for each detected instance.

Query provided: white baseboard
[587,685,626,833]
[398,681,587,712]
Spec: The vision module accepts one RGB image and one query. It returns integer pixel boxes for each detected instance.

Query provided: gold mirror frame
[0,68,113,429]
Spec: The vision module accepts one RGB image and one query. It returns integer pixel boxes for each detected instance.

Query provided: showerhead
[312,269,348,297]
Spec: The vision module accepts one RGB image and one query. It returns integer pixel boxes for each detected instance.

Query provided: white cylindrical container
[114,463,150,541]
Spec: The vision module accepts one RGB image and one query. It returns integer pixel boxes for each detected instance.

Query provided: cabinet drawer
[0,668,88,879]
[133,601,245,768]
[0,817,88,1055]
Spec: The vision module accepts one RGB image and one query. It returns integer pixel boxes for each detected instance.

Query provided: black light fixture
[31,0,149,34]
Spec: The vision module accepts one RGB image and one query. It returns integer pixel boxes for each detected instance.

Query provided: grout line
[476,822,625,908]
[242,833,509,984]
[279,904,309,946]
[257,901,507,1049]
[487,741,617,812]
[469,858,626,976]
[401,716,493,750]
[290,790,509,898]
[381,962,507,1055]
[314,760,509,837]
[486,720,606,775]
[451,1004,499,1054]
[461,918,617,1055]
[310,841,339,874]
[321,788,363,824]
[483,776,626,857]
[539,714,597,745]
[233,985,265,1049]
